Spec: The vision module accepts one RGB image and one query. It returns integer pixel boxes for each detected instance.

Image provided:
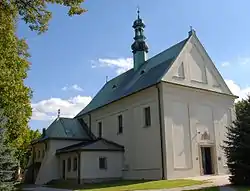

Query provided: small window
[140,70,145,75]
[67,158,71,172]
[99,157,107,170]
[118,115,123,134]
[98,122,102,138]
[73,157,77,171]
[144,107,151,127]
[38,150,40,158]
[42,150,45,158]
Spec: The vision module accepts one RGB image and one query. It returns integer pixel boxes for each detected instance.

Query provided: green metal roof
[76,37,189,117]
[32,118,91,144]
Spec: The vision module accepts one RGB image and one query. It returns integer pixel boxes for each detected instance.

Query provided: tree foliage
[224,96,250,186]
[18,129,41,169]
[0,111,19,191]
[0,2,32,149]
[0,0,86,170]
[2,0,86,34]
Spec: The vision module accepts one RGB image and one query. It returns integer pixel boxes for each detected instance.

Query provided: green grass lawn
[48,179,206,191]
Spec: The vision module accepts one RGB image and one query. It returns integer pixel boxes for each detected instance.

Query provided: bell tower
[131,9,149,70]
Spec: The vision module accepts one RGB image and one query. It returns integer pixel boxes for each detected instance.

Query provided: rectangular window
[73,157,77,171]
[144,107,151,127]
[67,158,71,172]
[118,115,123,134]
[99,157,107,170]
[42,150,45,158]
[38,150,40,158]
[98,122,102,138]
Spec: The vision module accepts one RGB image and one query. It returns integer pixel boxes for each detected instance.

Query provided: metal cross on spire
[137,5,140,19]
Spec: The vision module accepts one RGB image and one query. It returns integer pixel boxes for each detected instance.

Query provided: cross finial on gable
[188,26,196,37]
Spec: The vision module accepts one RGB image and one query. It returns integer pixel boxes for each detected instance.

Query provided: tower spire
[131,8,149,71]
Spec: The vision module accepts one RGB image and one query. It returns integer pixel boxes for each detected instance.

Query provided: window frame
[67,157,71,172]
[118,114,123,134]
[144,106,151,127]
[99,157,107,170]
[73,157,77,171]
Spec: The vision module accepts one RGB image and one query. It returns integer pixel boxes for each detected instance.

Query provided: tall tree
[0,110,19,191]
[224,96,250,185]
[0,2,32,149]
[0,0,86,167]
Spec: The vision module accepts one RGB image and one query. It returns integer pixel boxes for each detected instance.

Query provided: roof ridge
[75,36,189,117]
[145,37,189,64]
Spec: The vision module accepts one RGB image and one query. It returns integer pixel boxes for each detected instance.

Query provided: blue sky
[17,0,250,131]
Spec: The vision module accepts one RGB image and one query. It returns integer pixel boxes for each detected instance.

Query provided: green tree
[224,96,250,185]
[2,0,86,34]
[0,0,86,168]
[18,129,41,170]
[0,2,32,149]
[0,111,19,191]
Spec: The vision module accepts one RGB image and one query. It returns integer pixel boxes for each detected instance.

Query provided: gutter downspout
[156,83,165,180]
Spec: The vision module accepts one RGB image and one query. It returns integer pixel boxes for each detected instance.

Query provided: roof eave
[75,82,161,118]
[56,148,125,155]
[30,137,90,145]
[162,81,238,99]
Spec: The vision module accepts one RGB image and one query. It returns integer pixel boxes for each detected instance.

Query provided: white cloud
[225,79,250,101]
[221,61,230,67]
[239,57,250,65]
[31,95,92,121]
[92,58,133,74]
[62,84,83,92]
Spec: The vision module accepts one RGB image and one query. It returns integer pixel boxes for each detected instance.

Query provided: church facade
[25,12,236,185]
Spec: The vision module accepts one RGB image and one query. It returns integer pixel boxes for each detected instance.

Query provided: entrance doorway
[62,160,66,179]
[200,146,213,175]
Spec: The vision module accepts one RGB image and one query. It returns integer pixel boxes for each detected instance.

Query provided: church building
[24,11,236,185]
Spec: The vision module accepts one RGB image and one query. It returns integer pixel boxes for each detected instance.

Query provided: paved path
[21,185,72,191]
[219,186,236,191]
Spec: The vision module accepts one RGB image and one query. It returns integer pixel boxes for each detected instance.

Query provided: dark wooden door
[201,147,213,175]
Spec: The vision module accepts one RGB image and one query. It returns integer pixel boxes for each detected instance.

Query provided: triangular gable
[162,32,234,96]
